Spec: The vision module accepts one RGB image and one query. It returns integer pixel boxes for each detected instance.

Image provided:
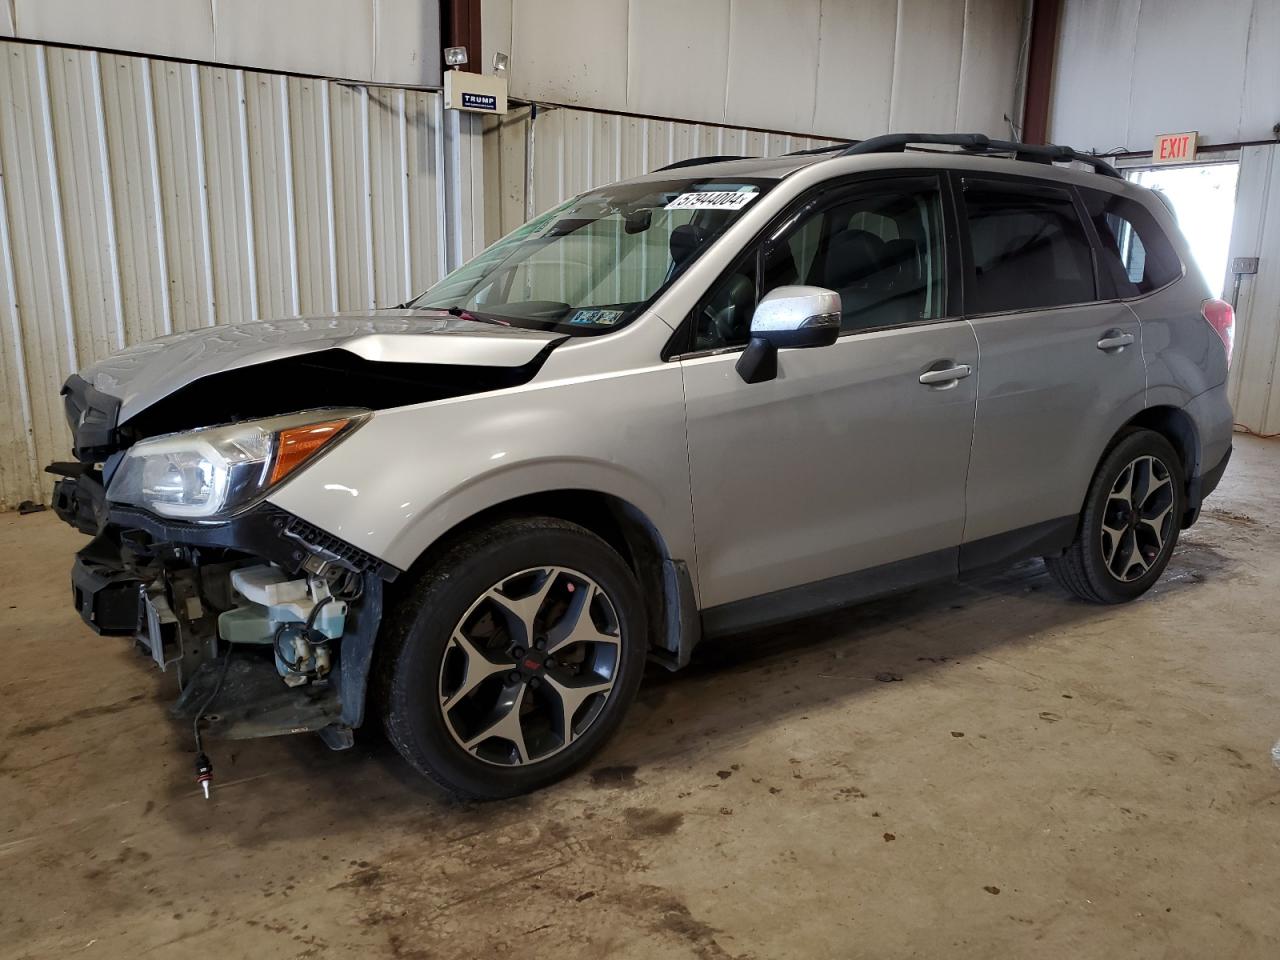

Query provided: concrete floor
[2,437,1278,960]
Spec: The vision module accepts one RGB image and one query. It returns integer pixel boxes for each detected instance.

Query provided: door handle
[1097,330,1135,352]
[918,363,972,386]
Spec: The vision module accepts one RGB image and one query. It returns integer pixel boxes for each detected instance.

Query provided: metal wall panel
[627,0,731,125]
[955,0,1026,137]
[724,0,823,133]
[499,0,1029,141]
[0,40,463,509]
[482,104,838,242]
[1227,145,1280,436]
[888,0,966,133]
[811,0,896,137]
[1049,0,1278,149]
[8,0,443,88]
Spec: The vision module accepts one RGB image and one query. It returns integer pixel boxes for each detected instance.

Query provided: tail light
[1202,298,1234,367]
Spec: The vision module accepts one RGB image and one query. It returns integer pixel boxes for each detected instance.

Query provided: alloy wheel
[438,566,622,766]
[1100,454,1176,583]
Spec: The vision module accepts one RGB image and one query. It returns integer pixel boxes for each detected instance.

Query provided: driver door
[678,176,979,626]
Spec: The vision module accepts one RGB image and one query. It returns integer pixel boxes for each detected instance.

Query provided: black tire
[1045,429,1185,604]
[376,516,647,799]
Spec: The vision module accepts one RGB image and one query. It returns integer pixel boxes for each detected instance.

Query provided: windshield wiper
[446,305,510,326]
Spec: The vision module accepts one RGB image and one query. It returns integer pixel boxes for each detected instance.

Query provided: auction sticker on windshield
[665,190,758,211]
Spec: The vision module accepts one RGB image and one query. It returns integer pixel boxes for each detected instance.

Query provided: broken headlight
[107,409,369,520]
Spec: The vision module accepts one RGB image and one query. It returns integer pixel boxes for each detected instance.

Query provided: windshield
[409,177,774,335]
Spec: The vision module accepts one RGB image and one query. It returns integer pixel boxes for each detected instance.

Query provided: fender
[267,357,697,578]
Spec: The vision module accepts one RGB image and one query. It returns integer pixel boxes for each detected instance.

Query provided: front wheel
[377,517,647,799]
[1045,429,1185,604]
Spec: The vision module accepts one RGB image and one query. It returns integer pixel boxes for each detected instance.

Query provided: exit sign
[1153,131,1198,165]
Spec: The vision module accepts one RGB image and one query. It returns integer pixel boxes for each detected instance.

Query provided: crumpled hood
[80,311,562,422]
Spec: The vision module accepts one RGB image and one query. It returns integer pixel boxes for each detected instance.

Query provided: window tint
[962,179,1095,314]
[691,180,946,351]
[1080,189,1182,296]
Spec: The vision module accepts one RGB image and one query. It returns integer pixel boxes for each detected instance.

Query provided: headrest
[826,229,885,287]
[882,238,919,279]
[669,224,709,268]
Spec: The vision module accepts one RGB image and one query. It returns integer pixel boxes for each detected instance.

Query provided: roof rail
[837,133,1122,179]
[784,143,849,157]
[653,155,750,172]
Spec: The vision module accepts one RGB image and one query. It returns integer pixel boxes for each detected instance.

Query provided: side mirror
[736,286,841,383]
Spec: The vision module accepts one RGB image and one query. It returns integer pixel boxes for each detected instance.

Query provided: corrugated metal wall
[0,40,476,509]
[1226,144,1280,435]
[482,103,836,242]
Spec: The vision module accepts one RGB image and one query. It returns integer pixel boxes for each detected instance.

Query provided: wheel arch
[1122,405,1200,479]
[389,489,700,669]
[1114,405,1202,526]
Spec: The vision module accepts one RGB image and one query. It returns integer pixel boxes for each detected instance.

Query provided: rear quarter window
[1080,188,1183,297]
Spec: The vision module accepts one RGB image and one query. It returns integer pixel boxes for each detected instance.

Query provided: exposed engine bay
[46,312,567,796]
[55,459,391,758]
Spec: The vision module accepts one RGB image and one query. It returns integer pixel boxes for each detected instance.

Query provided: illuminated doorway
[1126,162,1240,298]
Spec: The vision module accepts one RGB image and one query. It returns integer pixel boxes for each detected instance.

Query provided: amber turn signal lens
[269,418,352,486]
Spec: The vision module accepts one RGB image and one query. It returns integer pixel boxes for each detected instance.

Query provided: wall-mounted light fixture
[444,46,468,70]
[493,52,509,74]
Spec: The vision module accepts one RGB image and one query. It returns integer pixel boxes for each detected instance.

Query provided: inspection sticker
[568,308,624,326]
[664,190,758,211]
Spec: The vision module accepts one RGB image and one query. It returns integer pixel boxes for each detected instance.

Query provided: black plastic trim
[957,516,1078,578]
[61,374,123,462]
[700,548,957,639]
[1183,443,1232,527]
[105,503,401,582]
[336,574,383,728]
[654,155,751,172]
[648,558,701,671]
[72,552,144,636]
[698,515,1087,639]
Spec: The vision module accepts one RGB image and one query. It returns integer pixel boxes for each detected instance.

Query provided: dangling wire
[192,642,235,756]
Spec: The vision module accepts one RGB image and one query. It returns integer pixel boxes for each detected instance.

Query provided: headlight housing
[107,408,369,520]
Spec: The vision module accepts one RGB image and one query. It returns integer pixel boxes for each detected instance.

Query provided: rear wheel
[377,517,647,799]
[1045,429,1185,604]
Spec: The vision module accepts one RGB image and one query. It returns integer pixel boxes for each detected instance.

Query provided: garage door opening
[1126,162,1240,298]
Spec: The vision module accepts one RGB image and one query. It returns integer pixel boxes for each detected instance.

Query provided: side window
[691,180,946,351]
[1080,188,1182,297]
[962,179,1095,314]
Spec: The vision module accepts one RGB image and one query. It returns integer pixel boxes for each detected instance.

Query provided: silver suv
[50,133,1235,799]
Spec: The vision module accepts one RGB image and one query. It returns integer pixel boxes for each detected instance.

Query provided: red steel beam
[1021,0,1063,145]
[442,0,482,74]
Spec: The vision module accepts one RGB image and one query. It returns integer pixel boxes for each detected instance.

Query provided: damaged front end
[51,374,397,755]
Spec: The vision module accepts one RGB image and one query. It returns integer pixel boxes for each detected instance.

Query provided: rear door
[957,175,1146,563]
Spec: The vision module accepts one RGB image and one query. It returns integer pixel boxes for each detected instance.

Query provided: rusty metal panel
[0,40,456,509]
